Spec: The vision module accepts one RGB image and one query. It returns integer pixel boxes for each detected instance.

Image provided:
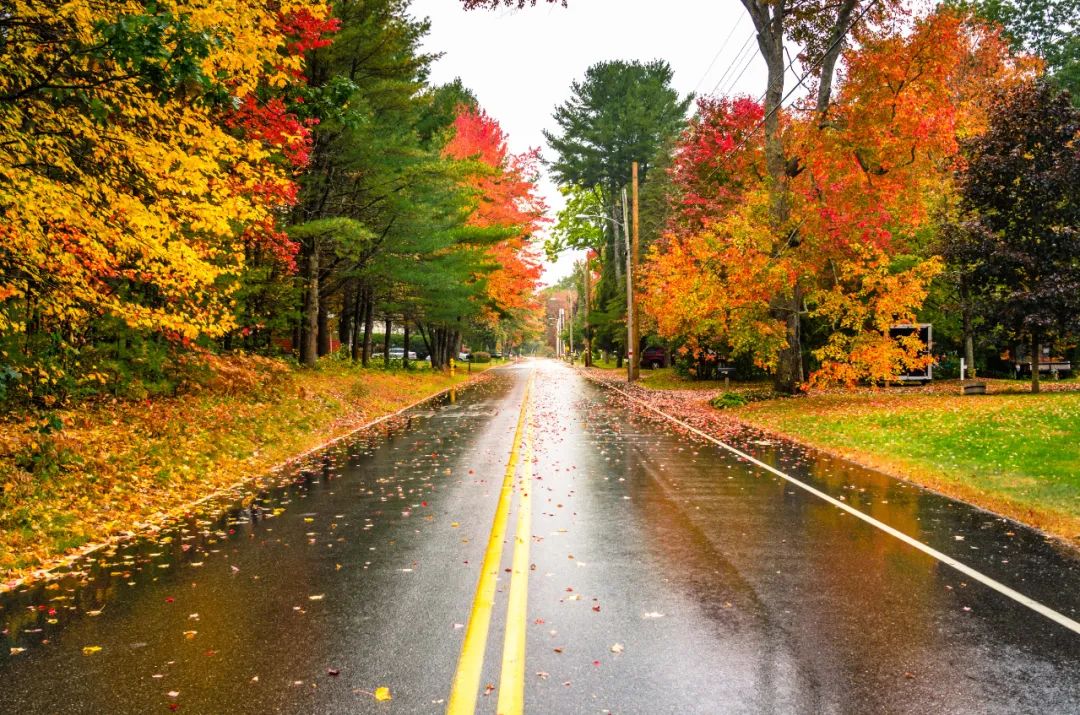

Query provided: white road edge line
[597,380,1080,637]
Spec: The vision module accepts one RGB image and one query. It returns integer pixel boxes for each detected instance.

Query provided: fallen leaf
[374,686,392,701]
[82,645,102,655]
[611,643,624,654]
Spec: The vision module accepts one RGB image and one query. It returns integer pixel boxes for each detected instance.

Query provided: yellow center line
[496,400,534,715]
[447,370,534,715]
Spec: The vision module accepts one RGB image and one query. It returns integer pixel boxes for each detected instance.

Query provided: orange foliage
[443,108,546,323]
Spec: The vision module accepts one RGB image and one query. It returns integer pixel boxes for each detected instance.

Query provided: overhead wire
[701,0,882,182]
[708,30,757,97]
[693,13,746,94]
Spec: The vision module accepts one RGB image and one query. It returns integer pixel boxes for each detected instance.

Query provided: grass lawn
[734,390,1080,543]
[0,357,492,583]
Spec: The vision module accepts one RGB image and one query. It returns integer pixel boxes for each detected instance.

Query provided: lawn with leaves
[0,356,492,582]
[735,390,1080,544]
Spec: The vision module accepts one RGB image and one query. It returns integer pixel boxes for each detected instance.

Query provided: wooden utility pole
[631,161,641,381]
[583,256,592,367]
[622,187,633,382]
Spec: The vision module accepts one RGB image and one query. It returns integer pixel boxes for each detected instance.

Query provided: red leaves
[227,96,316,169]
[279,9,341,56]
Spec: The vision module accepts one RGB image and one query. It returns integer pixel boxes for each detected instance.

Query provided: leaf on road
[374,686,392,701]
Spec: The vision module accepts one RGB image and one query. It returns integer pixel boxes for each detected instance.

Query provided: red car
[641,346,667,369]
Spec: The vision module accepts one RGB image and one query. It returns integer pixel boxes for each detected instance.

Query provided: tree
[545,59,690,368]
[948,0,1080,101]
[643,9,1027,387]
[0,0,333,401]
[948,79,1080,393]
[441,107,546,358]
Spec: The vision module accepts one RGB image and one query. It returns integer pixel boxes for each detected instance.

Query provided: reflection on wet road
[2,360,1079,713]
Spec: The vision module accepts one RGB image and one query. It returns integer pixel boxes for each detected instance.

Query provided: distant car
[641,346,667,369]
[388,348,417,360]
[491,351,503,360]
[457,352,470,362]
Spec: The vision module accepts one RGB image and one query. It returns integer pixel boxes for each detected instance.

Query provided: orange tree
[641,9,1032,387]
[439,107,545,357]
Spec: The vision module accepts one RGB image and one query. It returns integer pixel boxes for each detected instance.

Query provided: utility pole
[622,187,633,381]
[568,295,574,361]
[631,161,641,381]
[583,255,592,367]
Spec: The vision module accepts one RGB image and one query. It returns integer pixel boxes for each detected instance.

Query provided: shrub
[471,351,491,363]
[710,389,781,410]
[710,392,748,409]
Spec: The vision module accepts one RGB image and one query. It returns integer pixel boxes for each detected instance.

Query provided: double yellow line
[447,371,535,715]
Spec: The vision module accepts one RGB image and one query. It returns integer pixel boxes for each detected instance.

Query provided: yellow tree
[0,0,332,356]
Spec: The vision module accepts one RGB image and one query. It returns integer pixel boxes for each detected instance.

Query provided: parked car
[388,348,417,360]
[457,351,470,362]
[491,351,503,359]
[641,346,667,369]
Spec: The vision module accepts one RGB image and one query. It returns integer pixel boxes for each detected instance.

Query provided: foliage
[545,60,691,191]
[0,0,335,406]
[944,79,1080,391]
[642,9,1029,388]
[470,351,492,363]
[948,0,1079,101]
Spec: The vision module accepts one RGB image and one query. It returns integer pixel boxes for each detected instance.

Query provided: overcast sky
[409,0,775,284]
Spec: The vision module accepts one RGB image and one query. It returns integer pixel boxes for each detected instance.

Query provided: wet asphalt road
[2,360,1079,714]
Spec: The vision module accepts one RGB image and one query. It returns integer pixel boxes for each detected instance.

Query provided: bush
[710,389,781,410]
[471,351,491,363]
[710,392,748,409]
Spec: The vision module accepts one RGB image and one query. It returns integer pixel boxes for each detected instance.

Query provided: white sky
[409,0,774,284]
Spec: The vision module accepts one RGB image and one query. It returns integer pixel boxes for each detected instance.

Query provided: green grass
[736,391,1080,541]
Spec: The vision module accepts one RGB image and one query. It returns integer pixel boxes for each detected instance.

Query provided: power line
[703,0,882,182]
[708,30,757,97]
[718,43,758,97]
[693,14,746,94]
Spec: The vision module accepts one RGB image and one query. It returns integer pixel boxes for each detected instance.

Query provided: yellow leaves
[374,686,392,702]
[1,0,334,339]
[81,645,102,655]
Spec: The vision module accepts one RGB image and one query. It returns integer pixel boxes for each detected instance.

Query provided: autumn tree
[430,107,545,365]
[948,0,1079,102]
[643,9,1028,387]
[0,0,332,402]
[945,80,1080,393]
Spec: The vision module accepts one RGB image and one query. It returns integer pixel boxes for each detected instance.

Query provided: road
[2,360,1079,714]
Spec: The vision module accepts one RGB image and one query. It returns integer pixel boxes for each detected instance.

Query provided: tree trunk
[361,291,374,367]
[300,240,319,368]
[383,318,391,369]
[317,300,331,357]
[339,281,354,354]
[960,278,975,377]
[350,286,363,363]
[1031,334,1041,394]
[403,322,411,370]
